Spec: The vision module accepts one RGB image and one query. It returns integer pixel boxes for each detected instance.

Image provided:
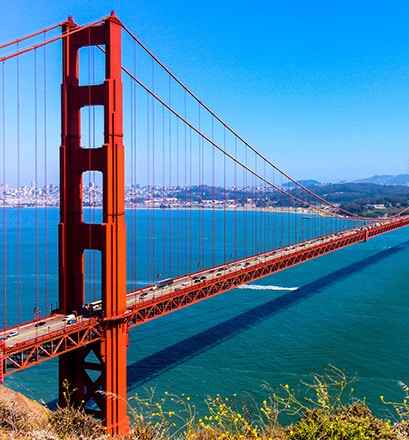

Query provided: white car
[7,330,19,338]
[63,314,75,321]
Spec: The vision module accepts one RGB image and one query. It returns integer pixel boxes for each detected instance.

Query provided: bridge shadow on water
[127,240,409,388]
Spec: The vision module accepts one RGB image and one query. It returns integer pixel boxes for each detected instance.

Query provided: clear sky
[2,0,409,182]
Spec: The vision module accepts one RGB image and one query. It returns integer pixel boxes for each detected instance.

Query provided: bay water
[3,208,409,421]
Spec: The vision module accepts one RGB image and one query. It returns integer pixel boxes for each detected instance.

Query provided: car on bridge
[62,314,75,322]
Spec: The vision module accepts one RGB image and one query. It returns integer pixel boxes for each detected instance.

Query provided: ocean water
[2,208,409,421]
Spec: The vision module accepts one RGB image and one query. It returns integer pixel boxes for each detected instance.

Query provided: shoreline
[0,204,326,216]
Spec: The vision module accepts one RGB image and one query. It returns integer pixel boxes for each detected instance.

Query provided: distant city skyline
[2,171,409,211]
[1,1,409,184]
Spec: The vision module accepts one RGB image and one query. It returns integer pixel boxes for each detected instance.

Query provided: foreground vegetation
[2,366,409,439]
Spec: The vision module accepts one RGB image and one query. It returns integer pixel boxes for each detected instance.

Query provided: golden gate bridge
[0,12,408,434]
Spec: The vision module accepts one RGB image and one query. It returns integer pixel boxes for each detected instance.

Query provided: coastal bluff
[0,384,49,434]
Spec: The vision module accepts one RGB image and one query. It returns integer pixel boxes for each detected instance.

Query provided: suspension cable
[0,16,109,63]
[121,22,374,220]
[120,62,362,220]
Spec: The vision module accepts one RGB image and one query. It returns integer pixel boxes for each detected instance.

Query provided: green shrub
[286,403,394,439]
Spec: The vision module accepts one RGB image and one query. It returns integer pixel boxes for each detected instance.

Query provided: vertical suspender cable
[234,137,237,261]
[264,161,267,252]
[1,62,7,330]
[162,102,165,277]
[17,45,21,324]
[315,197,319,239]
[168,76,173,277]
[256,155,258,253]
[280,174,286,247]
[211,117,215,267]
[197,105,201,270]
[34,49,39,319]
[269,169,279,249]
[253,154,255,254]
[189,105,193,275]
[147,90,151,284]
[306,191,309,240]
[223,127,227,263]
[260,161,263,252]
[43,35,48,315]
[131,39,137,291]
[286,176,290,245]
[133,40,137,289]
[189,126,193,274]
[184,91,188,275]
[129,61,134,289]
[249,154,253,254]
[198,104,203,271]
[293,179,297,243]
[243,146,247,258]
[175,115,180,275]
[151,60,156,283]
[295,180,299,243]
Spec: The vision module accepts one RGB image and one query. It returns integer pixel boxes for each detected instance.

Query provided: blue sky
[2,1,409,182]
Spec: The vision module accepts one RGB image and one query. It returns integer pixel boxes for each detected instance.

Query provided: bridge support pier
[59,13,129,435]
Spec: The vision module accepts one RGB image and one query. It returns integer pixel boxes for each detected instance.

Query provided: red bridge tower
[59,13,129,434]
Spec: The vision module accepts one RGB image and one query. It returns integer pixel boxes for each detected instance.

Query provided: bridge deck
[2,216,408,376]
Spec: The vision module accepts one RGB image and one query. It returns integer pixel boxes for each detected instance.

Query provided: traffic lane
[0,315,88,347]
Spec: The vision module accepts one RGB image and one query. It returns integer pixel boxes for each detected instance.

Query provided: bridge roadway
[2,215,409,375]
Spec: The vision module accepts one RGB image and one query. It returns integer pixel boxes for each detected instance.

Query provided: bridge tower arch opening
[58,12,129,435]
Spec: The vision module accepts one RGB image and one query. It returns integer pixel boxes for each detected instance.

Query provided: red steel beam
[59,12,128,435]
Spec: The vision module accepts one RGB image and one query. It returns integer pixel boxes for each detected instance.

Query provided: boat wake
[238,284,298,291]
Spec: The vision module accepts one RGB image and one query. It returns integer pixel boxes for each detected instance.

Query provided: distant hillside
[355,174,409,186]
[289,174,409,188]
[305,181,409,217]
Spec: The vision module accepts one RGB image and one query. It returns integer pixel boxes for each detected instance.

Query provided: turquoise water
[2,208,409,420]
